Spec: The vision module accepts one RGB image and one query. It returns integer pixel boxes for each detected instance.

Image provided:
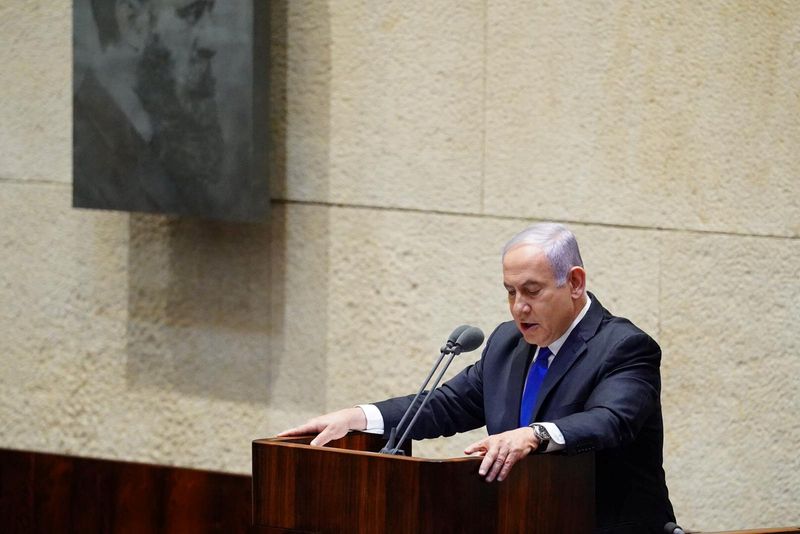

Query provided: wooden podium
[252,433,594,533]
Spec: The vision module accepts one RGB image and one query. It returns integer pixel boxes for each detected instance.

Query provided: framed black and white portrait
[73,0,269,222]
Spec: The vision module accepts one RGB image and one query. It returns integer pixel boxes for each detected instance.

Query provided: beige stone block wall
[660,232,800,527]
[0,1,71,183]
[0,0,798,531]
[485,1,800,237]
[0,185,329,471]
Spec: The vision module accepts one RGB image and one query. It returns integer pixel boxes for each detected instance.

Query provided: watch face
[534,425,550,440]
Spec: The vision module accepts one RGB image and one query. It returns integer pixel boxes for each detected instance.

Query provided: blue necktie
[519,346,551,427]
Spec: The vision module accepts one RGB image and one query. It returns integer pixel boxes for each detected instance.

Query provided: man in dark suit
[281,223,675,533]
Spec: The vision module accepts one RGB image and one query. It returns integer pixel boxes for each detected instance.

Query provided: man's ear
[567,266,586,298]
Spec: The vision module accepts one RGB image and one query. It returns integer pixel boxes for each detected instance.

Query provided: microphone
[664,522,686,534]
[441,324,470,352]
[450,326,484,354]
[380,325,485,455]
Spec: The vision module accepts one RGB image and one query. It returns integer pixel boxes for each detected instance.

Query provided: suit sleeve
[371,325,511,441]
[552,332,662,455]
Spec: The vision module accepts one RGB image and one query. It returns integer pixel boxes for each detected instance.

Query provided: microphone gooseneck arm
[381,326,484,455]
[379,351,446,453]
[391,350,459,453]
[379,325,470,455]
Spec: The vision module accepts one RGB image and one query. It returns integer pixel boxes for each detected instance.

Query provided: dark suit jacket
[374,294,675,533]
[73,70,184,214]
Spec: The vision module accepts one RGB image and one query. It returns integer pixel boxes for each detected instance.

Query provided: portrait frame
[72,0,270,222]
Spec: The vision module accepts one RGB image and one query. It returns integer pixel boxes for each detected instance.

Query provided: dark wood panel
[0,448,251,534]
[253,433,595,534]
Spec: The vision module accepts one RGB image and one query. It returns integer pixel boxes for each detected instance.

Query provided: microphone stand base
[377,447,406,456]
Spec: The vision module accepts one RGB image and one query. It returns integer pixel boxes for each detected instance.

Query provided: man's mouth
[520,322,538,332]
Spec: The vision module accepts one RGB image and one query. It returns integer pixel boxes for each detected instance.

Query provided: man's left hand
[464,427,540,482]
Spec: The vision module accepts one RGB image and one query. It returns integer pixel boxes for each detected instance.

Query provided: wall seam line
[3,179,794,242]
[480,0,487,215]
[274,199,800,241]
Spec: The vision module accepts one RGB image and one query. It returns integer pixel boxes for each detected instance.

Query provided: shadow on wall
[123,0,333,410]
[124,216,274,404]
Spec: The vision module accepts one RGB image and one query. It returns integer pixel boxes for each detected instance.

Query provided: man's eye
[176,0,211,23]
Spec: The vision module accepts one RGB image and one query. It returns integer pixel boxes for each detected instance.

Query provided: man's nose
[190,9,216,53]
[514,298,531,314]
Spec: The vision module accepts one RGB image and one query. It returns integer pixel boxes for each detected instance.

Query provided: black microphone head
[447,325,471,344]
[453,326,484,354]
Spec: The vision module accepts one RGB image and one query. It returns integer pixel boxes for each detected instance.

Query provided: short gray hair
[502,223,584,286]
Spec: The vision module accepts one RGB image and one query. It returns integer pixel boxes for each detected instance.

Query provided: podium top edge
[252,437,481,463]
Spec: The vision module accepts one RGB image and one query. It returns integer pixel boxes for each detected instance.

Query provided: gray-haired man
[282,223,675,533]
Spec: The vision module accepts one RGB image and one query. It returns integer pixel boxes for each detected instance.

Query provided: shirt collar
[544,294,592,356]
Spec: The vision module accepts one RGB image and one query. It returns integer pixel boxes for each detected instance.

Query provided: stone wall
[0,1,798,530]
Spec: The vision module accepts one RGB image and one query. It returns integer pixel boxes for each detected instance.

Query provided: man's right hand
[277,407,368,447]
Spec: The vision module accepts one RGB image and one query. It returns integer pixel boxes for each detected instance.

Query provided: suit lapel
[531,294,605,421]
[531,334,586,421]
[500,336,535,432]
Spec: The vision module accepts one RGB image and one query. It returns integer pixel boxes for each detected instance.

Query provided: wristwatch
[529,423,551,452]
